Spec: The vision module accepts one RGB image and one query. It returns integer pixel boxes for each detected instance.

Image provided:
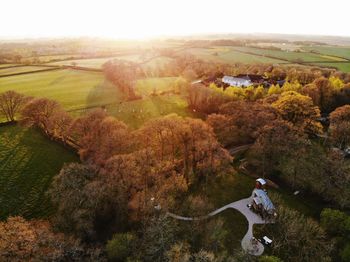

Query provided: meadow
[0,66,51,76]
[0,69,191,128]
[182,47,286,64]
[189,45,350,72]
[302,45,350,60]
[0,64,18,68]
[0,69,120,110]
[231,46,335,62]
[0,124,78,219]
[47,54,143,68]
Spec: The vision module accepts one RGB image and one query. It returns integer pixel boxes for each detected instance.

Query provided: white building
[222,76,252,87]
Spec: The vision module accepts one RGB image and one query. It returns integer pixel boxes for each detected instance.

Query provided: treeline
[188,75,350,115]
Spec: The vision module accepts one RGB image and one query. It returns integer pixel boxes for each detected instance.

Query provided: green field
[48,54,143,68]
[106,94,192,129]
[0,64,18,68]
[136,76,178,96]
[232,46,334,62]
[309,62,350,72]
[0,69,121,110]
[184,47,286,64]
[0,124,78,219]
[302,45,350,60]
[0,69,191,128]
[0,66,51,76]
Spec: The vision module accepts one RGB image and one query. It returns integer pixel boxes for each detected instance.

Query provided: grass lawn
[106,94,192,129]
[0,124,78,219]
[135,76,179,96]
[0,66,51,76]
[0,69,121,111]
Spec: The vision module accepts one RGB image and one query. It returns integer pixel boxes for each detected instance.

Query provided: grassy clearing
[0,69,121,110]
[104,94,192,129]
[0,124,78,219]
[0,66,50,76]
[135,76,179,96]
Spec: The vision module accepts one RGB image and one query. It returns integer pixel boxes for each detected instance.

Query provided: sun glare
[1,0,349,39]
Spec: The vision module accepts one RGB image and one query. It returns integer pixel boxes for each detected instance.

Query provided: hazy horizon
[1,0,349,39]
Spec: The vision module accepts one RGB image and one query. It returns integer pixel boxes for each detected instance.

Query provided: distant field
[184,47,286,64]
[0,66,51,76]
[302,45,350,60]
[48,54,143,68]
[0,69,121,110]
[36,54,82,63]
[0,64,18,68]
[232,46,335,62]
[0,124,78,219]
[309,62,350,72]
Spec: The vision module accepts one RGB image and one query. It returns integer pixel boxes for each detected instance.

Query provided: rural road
[167,196,272,256]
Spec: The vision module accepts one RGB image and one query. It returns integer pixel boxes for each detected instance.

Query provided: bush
[106,233,135,262]
[341,243,350,262]
[259,256,283,262]
[320,208,350,236]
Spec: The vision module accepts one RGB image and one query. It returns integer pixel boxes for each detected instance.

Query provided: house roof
[252,189,275,212]
[256,178,267,186]
[236,74,265,82]
[222,76,252,86]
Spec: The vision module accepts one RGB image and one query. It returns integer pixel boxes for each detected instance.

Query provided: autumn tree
[104,150,188,220]
[103,60,142,100]
[329,105,350,148]
[304,77,334,112]
[49,163,128,241]
[137,215,182,262]
[268,202,333,262]
[249,119,308,178]
[0,216,103,261]
[208,100,278,146]
[272,91,322,136]
[0,90,30,122]
[20,97,71,137]
[138,114,232,184]
[70,109,132,165]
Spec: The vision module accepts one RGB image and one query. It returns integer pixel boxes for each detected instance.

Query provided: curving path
[166,196,273,256]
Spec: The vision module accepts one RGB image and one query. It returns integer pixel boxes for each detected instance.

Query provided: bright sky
[1,0,349,39]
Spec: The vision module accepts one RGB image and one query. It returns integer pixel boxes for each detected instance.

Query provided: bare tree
[0,91,30,122]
